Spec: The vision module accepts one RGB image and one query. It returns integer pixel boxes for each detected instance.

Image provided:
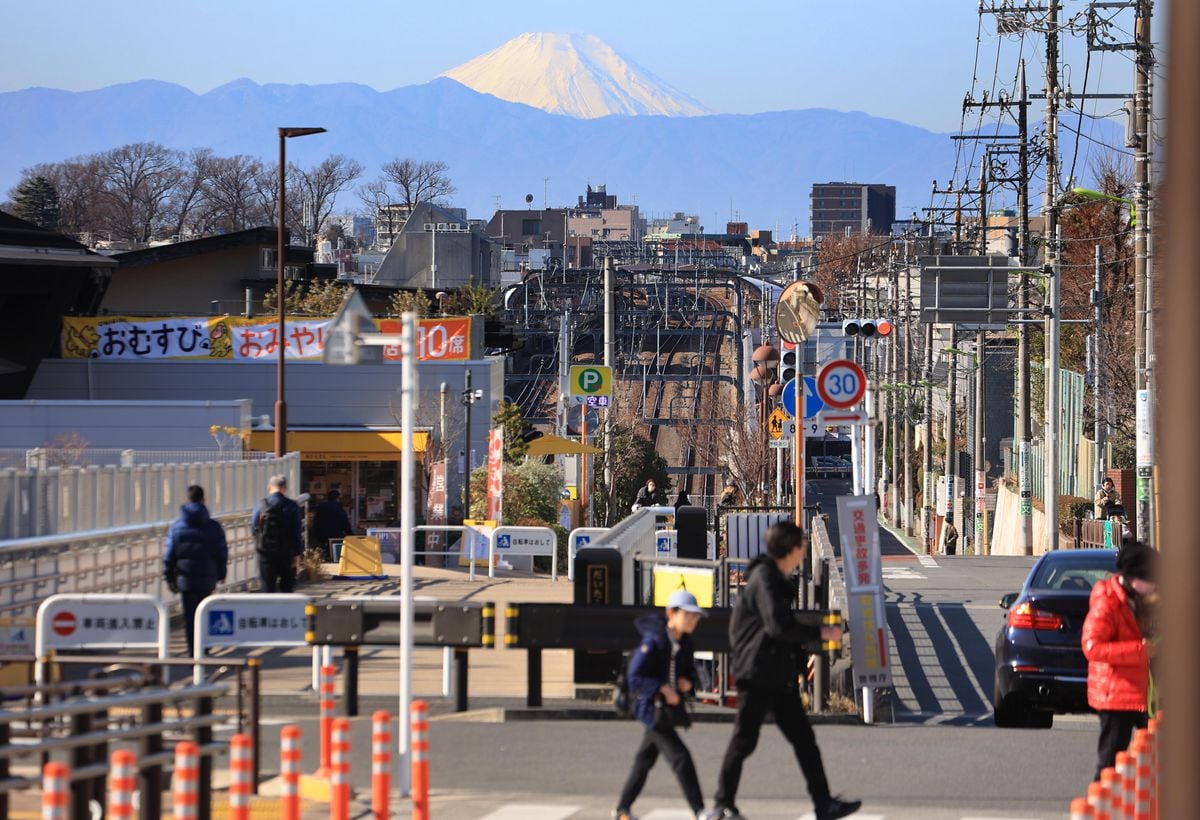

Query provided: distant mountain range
[0,32,980,229]
[0,75,960,231]
[442,32,712,119]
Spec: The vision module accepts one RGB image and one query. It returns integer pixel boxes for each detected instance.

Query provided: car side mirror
[999,592,1018,610]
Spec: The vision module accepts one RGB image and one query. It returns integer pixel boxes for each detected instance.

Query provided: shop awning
[250,429,430,461]
[526,434,603,456]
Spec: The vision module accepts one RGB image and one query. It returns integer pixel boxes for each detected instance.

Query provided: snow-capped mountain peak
[440,32,712,119]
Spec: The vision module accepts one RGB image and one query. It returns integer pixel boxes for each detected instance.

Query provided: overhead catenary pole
[1015,60,1034,555]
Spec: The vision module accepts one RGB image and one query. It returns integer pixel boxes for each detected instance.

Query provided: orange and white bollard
[173,741,201,820]
[1116,750,1137,818]
[411,700,430,820]
[1086,779,1110,820]
[108,750,138,819]
[331,717,352,820]
[1130,732,1152,820]
[318,663,337,778]
[42,761,69,820]
[372,710,392,820]
[229,733,253,820]
[1070,796,1096,819]
[1147,716,1160,820]
[280,725,302,820]
[1101,767,1121,818]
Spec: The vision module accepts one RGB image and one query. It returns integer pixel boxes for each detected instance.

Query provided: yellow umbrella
[525,433,603,456]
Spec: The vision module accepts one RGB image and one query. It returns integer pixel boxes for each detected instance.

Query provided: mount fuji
[441,32,711,119]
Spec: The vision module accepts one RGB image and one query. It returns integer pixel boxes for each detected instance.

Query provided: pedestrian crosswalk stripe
[477,805,580,820]
[917,554,939,568]
[641,811,698,819]
[798,814,885,820]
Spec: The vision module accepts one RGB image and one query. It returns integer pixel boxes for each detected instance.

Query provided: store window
[358,460,399,529]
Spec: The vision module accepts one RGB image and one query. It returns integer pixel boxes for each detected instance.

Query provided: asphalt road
[231,713,1096,819]
[219,500,1099,820]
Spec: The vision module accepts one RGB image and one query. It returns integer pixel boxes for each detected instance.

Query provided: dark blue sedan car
[993,549,1118,728]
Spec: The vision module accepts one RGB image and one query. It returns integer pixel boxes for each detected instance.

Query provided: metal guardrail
[0,661,236,819]
[505,602,841,708]
[305,598,495,713]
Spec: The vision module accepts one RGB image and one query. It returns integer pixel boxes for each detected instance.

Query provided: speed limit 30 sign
[816,359,867,409]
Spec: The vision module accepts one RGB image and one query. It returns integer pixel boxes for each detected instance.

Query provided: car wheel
[993,691,1026,728]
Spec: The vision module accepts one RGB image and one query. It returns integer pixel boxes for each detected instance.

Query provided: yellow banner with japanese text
[62,315,474,361]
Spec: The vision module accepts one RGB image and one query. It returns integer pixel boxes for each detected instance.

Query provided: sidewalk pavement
[237,561,579,707]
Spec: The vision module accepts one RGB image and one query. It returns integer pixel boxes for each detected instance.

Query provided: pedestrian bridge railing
[0,492,309,619]
[0,452,299,540]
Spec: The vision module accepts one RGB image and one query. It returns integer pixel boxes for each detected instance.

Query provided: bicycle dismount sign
[816,359,867,409]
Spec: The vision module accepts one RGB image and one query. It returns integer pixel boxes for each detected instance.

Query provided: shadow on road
[885,593,997,726]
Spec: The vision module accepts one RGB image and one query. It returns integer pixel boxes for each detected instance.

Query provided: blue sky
[0,0,996,131]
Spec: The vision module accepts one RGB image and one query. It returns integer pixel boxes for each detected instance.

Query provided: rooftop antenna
[525,194,534,210]
[543,177,549,209]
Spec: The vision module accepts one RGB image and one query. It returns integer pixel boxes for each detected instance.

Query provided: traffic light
[780,346,798,383]
[842,318,893,338]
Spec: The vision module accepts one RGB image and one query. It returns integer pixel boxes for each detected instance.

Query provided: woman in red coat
[1081,542,1158,780]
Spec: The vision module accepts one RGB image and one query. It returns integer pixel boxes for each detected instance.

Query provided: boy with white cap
[612,588,707,820]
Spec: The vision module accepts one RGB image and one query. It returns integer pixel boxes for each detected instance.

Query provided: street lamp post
[274,126,326,458]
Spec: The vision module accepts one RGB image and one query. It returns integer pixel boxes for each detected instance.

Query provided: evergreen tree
[11,175,60,231]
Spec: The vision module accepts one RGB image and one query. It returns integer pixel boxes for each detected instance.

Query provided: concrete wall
[0,399,251,452]
[990,481,1049,556]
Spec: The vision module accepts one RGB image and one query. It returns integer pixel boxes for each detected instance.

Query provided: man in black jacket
[163,485,228,655]
[251,475,304,592]
[311,489,354,560]
[701,521,860,820]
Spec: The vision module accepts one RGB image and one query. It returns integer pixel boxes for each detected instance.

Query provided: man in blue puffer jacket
[164,485,228,655]
[612,589,707,820]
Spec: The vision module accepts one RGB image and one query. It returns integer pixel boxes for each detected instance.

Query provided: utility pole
[1093,245,1106,491]
[924,321,935,554]
[903,259,914,535]
[945,324,958,551]
[975,332,986,554]
[1017,60,1034,556]
[1043,0,1062,550]
[1133,0,1155,545]
[890,260,901,525]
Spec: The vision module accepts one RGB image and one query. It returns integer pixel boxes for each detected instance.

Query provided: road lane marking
[882,567,926,580]
[477,805,580,820]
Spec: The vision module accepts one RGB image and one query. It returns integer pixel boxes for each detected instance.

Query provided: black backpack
[613,650,634,719]
[256,498,289,558]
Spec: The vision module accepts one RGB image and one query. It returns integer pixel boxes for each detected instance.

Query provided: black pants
[616,723,704,813]
[180,587,212,656]
[258,554,297,593]
[1095,709,1148,780]
[714,685,831,811]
